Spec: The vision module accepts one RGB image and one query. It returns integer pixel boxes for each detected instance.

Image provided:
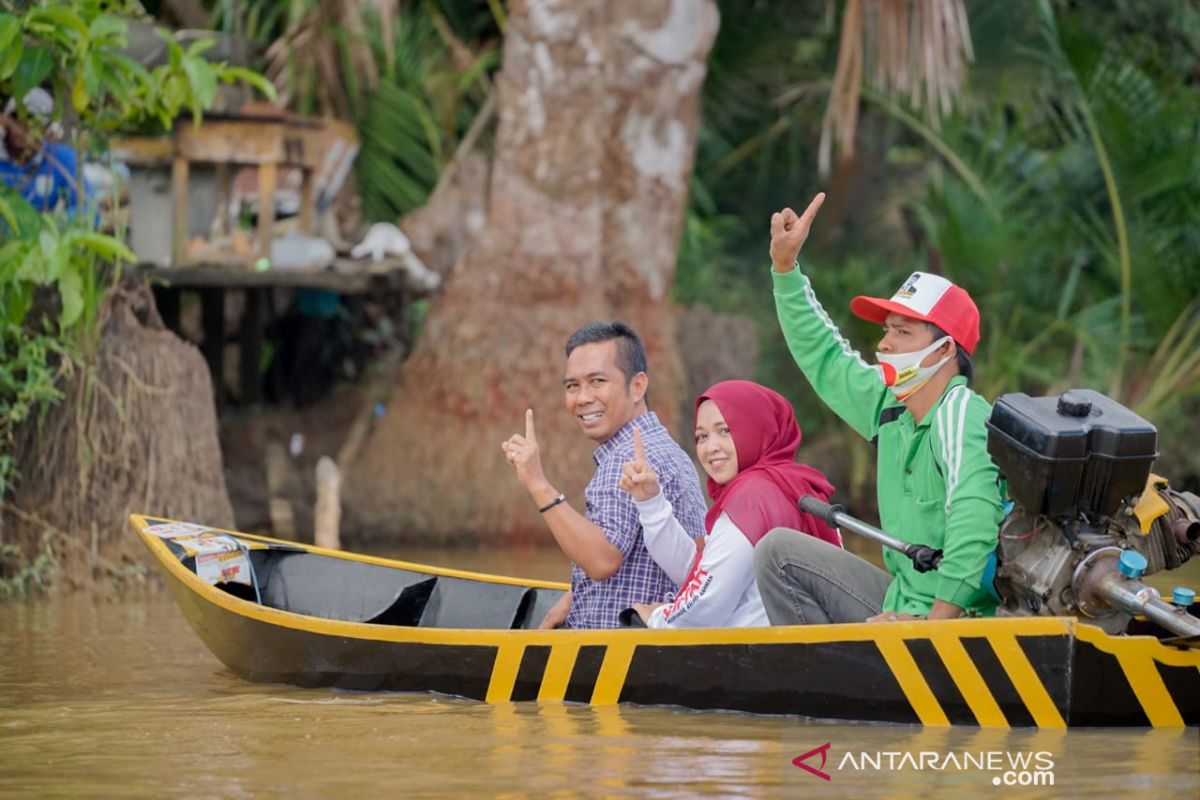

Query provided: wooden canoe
[131,514,1200,728]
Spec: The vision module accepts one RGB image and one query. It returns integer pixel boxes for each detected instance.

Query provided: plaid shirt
[566,411,707,629]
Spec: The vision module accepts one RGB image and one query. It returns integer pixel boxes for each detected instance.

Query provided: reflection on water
[1,554,1198,798]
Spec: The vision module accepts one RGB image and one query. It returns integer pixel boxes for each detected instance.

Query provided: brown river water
[1,546,1197,799]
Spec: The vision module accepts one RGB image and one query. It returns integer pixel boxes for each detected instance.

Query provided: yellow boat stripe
[1114,652,1184,727]
[989,633,1065,728]
[875,638,950,726]
[538,643,581,702]
[930,634,1008,727]
[590,643,636,705]
[485,643,526,703]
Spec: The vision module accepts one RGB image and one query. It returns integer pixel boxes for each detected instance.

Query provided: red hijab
[696,381,841,548]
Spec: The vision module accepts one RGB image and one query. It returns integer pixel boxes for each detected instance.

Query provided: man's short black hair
[929,323,974,382]
[565,321,648,385]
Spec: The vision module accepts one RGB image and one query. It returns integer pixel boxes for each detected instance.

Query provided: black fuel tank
[986,389,1157,517]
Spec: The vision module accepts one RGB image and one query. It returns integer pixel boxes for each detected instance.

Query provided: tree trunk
[344,0,719,543]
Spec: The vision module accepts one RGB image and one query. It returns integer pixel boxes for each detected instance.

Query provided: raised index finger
[525,408,536,442]
[798,192,826,227]
[632,426,646,465]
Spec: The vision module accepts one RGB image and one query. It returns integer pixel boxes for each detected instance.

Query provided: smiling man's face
[563,340,645,443]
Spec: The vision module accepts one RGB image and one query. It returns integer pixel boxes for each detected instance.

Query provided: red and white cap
[850,272,980,355]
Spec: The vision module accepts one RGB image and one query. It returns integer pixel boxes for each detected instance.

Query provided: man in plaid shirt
[503,321,707,628]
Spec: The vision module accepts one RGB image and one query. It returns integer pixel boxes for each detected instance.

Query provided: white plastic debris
[350,222,441,291]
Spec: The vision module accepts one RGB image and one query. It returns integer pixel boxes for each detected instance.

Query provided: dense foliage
[678,0,1199,485]
[0,0,273,510]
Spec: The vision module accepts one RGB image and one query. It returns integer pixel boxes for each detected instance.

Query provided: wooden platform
[145,254,433,408]
[141,256,422,294]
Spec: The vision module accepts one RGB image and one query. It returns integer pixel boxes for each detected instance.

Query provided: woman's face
[694,399,739,485]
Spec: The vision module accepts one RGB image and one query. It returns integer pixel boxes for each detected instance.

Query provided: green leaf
[219,66,278,101]
[88,14,127,46]
[70,69,89,112]
[24,7,88,40]
[56,267,82,330]
[182,56,217,109]
[0,13,22,80]
[71,231,135,263]
[36,229,58,279]
[12,45,54,101]
[161,73,187,116]
[105,51,153,90]
[456,48,499,92]
[0,193,16,232]
[185,38,217,59]
[0,188,39,238]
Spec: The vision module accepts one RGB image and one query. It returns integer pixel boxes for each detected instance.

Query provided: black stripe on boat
[961,637,1033,727]
[564,646,606,703]
[511,646,551,702]
[1015,634,1072,722]
[1155,661,1200,726]
[1066,639,1150,727]
[903,639,975,725]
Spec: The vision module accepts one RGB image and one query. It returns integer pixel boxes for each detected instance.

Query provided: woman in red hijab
[619,380,840,627]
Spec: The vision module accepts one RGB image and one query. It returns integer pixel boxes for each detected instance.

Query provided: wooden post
[314,456,341,551]
[171,156,190,266]
[298,168,315,234]
[265,440,295,540]
[211,163,231,240]
[257,162,277,262]
[238,288,264,405]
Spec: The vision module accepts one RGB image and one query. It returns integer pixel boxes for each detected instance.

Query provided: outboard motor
[986,389,1200,638]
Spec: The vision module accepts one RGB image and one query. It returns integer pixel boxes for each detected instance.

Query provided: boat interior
[167,538,566,630]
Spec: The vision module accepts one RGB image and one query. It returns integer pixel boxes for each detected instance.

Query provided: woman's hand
[619,427,661,502]
[632,602,662,624]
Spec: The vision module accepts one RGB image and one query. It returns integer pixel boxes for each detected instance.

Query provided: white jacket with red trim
[633,492,769,628]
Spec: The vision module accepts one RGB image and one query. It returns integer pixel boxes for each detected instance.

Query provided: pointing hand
[769,192,825,272]
[619,426,661,502]
[502,408,548,494]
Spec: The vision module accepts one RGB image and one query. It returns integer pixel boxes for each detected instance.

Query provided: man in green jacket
[754,193,1004,623]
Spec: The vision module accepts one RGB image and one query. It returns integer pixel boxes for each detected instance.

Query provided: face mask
[876,336,953,401]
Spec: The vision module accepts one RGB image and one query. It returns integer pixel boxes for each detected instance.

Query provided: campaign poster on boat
[196,549,253,586]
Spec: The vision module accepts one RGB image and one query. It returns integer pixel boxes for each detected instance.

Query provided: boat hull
[134,515,1200,727]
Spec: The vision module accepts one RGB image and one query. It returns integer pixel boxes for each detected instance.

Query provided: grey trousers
[753,528,893,624]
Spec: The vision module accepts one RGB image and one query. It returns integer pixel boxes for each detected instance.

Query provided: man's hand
[867,611,922,623]
[868,600,961,623]
[769,192,826,272]
[538,590,571,629]
[502,409,552,498]
[618,427,661,502]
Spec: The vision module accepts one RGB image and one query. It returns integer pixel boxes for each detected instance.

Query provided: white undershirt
[633,492,769,628]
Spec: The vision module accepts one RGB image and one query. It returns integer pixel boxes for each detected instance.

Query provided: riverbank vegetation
[0,0,271,594]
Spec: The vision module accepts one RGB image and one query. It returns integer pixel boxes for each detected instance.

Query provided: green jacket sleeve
[929,387,1005,608]
[772,266,892,441]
